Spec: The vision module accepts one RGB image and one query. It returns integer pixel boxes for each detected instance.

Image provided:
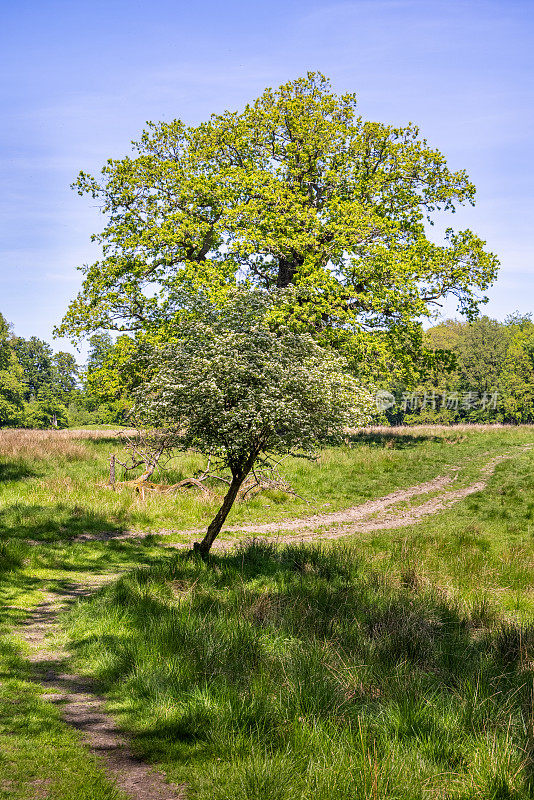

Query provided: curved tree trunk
[193,473,245,559]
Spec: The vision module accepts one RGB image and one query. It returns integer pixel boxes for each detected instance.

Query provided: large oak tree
[58,73,498,376]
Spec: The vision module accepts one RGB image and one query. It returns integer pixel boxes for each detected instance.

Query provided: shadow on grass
[0,461,37,482]
[0,543,174,690]
[0,504,127,543]
[61,541,534,797]
[0,634,123,799]
[347,430,444,448]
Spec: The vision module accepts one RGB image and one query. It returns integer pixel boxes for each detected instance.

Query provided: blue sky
[1,0,533,357]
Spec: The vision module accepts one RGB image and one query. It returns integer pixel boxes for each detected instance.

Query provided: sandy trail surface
[74,447,530,549]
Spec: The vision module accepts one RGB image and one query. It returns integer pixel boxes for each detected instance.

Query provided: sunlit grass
[342,445,534,622]
[1,426,533,544]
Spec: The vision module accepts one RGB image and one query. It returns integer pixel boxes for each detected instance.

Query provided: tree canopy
[376,314,534,424]
[81,333,140,423]
[13,336,54,401]
[57,73,498,376]
[52,351,79,400]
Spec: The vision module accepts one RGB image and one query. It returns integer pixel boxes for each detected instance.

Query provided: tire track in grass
[74,470,459,543]
[75,447,532,548]
[214,448,533,545]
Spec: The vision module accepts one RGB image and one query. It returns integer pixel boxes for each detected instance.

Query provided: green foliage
[499,317,534,423]
[135,291,374,472]
[133,290,375,553]
[0,316,127,428]
[52,351,79,400]
[0,330,78,428]
[23,396,69,429]
[12,335,54,401]
[0,365,25,427]
[380,315,534,424]
[0,313,12,370]
[0,313,25,427]
[80,334,139,423]
[7,334,80,425]
[86,332,114,370]
[57,73,498,381]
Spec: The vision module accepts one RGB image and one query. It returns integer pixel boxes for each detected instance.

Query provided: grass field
[1,425,532,544]
[1,425,534,798]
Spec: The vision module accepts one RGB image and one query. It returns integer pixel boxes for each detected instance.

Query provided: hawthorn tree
[131,292,374,557]
[57,73,498,379]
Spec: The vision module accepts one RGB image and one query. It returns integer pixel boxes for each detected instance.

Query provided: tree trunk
[193,472,246,559]
[276,257,300,288]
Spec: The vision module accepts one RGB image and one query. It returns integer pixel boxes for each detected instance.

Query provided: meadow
[1,425,534,799]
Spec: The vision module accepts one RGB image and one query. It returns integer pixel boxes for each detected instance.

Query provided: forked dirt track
[15,445,532,799]
[203,448,530,549]
[75,446,530,549]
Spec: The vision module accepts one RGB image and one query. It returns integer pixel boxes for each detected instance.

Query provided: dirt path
[75,448,529,550]
[18,579,185,800]
[224,470,460,534]
[73,469,460,544]
[230,451,518,545]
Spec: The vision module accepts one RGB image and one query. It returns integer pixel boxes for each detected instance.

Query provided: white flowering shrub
[134,291,374,555]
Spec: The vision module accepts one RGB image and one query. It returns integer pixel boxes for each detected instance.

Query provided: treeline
[382,314,534,425]
[2,310,534,429]
[0,313,131,428]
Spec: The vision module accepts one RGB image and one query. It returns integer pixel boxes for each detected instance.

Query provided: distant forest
[394,313,534,425]
[0,313,129,428]
[1,311,534,428]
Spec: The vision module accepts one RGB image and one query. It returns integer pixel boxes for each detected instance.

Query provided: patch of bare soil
[18,580,185,800]
[134,448,529,551]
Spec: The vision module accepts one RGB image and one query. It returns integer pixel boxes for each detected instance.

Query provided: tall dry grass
[0,429,122,460]
[0,424,516,462]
